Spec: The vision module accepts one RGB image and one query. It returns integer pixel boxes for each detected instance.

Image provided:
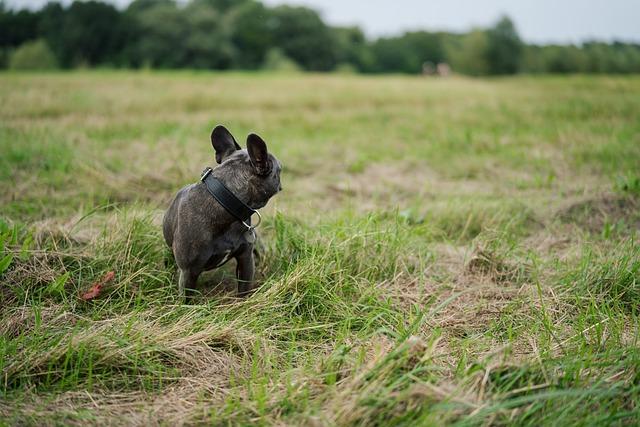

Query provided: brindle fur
[163,125,282,300]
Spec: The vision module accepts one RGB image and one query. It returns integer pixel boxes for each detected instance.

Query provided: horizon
[7,0,640,45]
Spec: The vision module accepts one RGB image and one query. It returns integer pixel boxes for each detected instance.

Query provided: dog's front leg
[178,268,199,302]
[235,244,255,296]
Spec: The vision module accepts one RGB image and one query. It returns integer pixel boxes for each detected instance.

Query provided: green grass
[1,71,639,425]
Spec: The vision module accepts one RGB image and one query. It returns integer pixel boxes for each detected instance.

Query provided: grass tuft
[1,72,639,424]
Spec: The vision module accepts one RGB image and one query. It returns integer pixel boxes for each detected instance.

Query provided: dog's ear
[247,133,271,175]
[211,125,241,164]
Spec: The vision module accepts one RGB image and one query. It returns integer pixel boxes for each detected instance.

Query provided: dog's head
[210,125,282,209]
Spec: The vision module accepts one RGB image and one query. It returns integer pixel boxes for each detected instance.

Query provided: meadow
[0,71,639,425]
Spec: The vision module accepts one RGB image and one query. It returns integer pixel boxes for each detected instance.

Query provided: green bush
[262,48,301,72]
[9,39,58,70]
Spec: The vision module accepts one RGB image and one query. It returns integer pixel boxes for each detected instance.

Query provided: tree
[270,6,337,71]
[9,39,58,70]
[51,1,130,67]
[2,1,639,75]
[485,16,523,74]
[369,37,410,73]
[227,1,273,69]
[127,2,188,68]
[520,45,546,73]
[333,26,373,72]
[183,1,234,69]
[127,1,236,69]
[447,30,490,76]
[126,0,174,15]
[190,0,248,13]
[37,2,65,65]
[404,32,445,64]
[370,31,445,73]
[262,48,300,72]
[0,8,40,48]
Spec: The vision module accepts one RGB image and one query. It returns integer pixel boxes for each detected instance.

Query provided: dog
[163,125,282,299]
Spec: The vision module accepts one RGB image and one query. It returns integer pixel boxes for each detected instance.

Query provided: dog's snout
[279,184,283,192]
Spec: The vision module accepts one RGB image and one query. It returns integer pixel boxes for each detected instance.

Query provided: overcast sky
[9,0,640,44]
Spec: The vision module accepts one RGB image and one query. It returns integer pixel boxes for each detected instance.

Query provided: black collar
[200,167,257,224]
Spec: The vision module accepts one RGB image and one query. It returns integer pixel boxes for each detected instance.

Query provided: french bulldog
[163,125,282,299]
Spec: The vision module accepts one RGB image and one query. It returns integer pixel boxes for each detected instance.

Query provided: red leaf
[80,271,115,301]
[80,283,103,300]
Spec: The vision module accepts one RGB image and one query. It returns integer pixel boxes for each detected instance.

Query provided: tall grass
[1,72,639,425]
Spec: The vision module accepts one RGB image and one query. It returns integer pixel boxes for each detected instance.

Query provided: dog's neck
[209,167,269,211]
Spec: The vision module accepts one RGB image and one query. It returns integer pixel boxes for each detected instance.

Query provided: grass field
[1,71,639,425]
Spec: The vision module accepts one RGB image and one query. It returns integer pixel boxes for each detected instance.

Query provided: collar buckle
[241,210,262,231]
[200,167,213,182]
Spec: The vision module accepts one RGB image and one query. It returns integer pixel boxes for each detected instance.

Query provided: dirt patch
[427,277,521,337]
[288,161,494,214]
[340,162,494,207]
[466,246,532,285]
[381,244,526,337]
[557,195,639,232]
[379,239,577,371]
[292,162,437,212]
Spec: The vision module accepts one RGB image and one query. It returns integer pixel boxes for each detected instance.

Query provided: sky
[8,0,640,44]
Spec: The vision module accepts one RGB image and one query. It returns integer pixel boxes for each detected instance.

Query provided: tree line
[2,0,640,74]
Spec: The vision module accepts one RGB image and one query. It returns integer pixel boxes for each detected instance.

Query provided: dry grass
[1,71,639,425]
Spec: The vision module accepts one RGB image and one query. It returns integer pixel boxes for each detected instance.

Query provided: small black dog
[163,125,282,299]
